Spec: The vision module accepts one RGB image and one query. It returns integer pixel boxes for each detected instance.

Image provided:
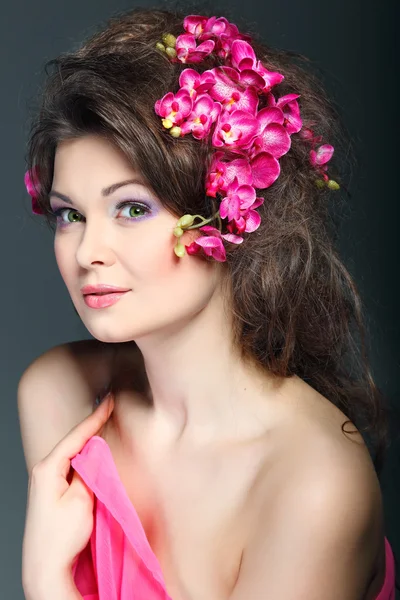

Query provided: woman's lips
[83,291,129,309]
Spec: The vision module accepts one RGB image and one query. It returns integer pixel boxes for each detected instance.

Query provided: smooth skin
[19,134,386,599]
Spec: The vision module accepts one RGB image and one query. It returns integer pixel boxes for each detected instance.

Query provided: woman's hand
[21,392,114,594]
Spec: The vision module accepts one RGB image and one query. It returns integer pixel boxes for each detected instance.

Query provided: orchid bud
[162,118,173,129]
[174,243,186,258]
[165,47,177,59]
[162,33,177,48]
[173,226,184,237]
[177,214,195,227]
[315,179,326,189]
[327,179,340,190]
[169,126,181,137]
[155,42,166,52]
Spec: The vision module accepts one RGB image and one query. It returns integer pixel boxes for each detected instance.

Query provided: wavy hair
[25,5,392,482]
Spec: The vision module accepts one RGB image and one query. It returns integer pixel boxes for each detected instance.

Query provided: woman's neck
[132,293,288,448]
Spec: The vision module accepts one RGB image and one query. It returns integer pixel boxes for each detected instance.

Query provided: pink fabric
[70,435,396,600]
[71,435,172,600]
[375,537,396,600]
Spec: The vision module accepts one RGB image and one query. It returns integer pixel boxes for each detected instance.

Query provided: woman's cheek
[54,237,75,285]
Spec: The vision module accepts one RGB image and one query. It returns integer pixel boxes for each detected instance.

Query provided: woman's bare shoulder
[250,376,382,527]
[17,339,139,474]
[254,378,384,575]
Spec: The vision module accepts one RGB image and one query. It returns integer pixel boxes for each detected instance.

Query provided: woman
[18,6,396,600]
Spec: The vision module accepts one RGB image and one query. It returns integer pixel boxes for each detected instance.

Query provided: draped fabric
[71,436,172,600]
[71,435,396,600]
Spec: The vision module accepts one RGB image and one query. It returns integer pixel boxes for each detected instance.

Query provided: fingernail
[105,392,114,414]
[97,391,112,408]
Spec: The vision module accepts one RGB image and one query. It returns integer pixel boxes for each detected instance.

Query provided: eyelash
[49,200,151,227]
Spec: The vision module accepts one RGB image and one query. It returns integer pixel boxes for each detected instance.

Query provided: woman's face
[51,135,223,343]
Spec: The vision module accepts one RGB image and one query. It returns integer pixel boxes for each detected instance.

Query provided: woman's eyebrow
[48,178,147,204]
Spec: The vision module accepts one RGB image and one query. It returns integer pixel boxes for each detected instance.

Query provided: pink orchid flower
[310,144,334,180]
[249,151,281,189]
[267,93,302,135]
[310,144,334,168]
[205,152,252,196]
[183,15,209,37]
[226,200,264,235]
[216,30,252,60]
[215,34,238,60]
[299,128,315,141]
[218,20,247,41]
[202,16,232,37]
[310,144,334,167]
[206,149,281,196]
[251,106,292,159]
[184,15,240,40]
[299,128,333,178]
[230,40,284,92]
[183,15,251,61]
[185,226,227,261]
[24,168,43,215]
[220,178,264,233]
[219,180,256,221]
[186,224,243,262]
[180,95,221,139]
[222,156,253,187]
[205,153,227,196]
[179,69,216,100]
[176,34,215,63]
[208,67,259,114]
[212,109,259,149]
[154,89,193,125]
[298,127,323,145]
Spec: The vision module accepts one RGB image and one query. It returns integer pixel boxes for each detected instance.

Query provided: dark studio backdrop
[1,0,398,597]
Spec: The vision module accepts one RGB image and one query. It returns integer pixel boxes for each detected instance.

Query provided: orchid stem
[186,210,220,230]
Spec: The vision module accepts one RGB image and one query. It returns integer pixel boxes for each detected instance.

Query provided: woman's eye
[50,208,82,225]
[116,201,150,220]
[49,201,150,227]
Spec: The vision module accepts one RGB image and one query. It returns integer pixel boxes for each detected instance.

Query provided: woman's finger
[67,469,94,503]
[43,393,114,477]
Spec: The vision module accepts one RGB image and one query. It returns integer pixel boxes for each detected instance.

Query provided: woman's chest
[99,413,268,600]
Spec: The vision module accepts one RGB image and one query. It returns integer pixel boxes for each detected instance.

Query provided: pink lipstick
[81,284,131,309]
[83,291,129,309]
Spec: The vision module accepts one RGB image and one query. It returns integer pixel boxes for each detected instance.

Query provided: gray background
[1,0,398,597]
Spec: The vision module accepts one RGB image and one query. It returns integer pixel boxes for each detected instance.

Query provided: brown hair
[25,5,392,477]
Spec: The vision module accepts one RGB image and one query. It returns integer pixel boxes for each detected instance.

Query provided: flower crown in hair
[25,14,339,263]
[154,15,340,262]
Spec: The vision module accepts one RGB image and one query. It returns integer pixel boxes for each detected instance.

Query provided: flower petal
[244,209,261,232]
[183,15,208,36]
[276,93,301,107]
[250,151,281,189]
[222,232,244,244]
[186,241,202,255]
[239,69,266,90]
[195,235,227,262]
[208,67,239,101]
[176,34,197,52]
[179,68,200,90]
[315,144,334,165]
[257,107,284,129]
[199,225,222,237]
[255,123,292,158]
[224,158,253,187]
[231,40,256,70]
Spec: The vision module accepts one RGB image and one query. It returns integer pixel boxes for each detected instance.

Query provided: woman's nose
[75,219,115,268]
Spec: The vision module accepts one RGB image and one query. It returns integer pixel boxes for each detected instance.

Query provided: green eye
[67,210,83,222]
[49,200,151,227]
